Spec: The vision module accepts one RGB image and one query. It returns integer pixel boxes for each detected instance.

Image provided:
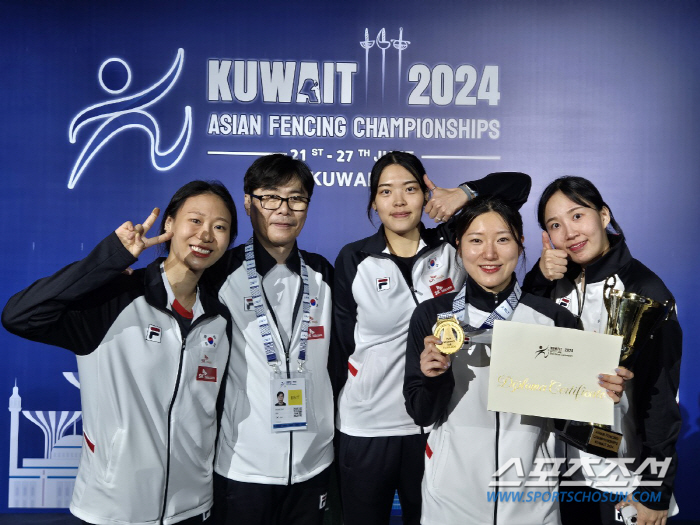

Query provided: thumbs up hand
[539,231,569,281]
[423,174,469,223]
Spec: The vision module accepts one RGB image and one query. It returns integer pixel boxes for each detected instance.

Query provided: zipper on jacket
[573,268,587,322]
[159,335,188,524]
[493,412,500,525]
[408,286,420,305]
[148,289,220,524]
[404,259,420,306]
[261,293,296,485]
[371,251,421,305]
[260,272,301,486]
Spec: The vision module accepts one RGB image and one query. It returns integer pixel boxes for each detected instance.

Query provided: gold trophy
[554,276,674,458]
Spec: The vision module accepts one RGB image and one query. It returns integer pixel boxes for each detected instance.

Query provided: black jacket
[523,235,682,510]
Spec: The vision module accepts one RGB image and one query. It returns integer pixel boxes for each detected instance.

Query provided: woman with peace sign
[2,180,237,525]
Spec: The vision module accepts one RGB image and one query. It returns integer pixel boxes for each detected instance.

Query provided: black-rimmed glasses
[249,194,310,211]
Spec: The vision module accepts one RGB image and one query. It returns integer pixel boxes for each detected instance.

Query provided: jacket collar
[565,234,631,284]
[464,273,518,312]
[143,257,226,317]
[361,223,446,256]
[253,234,302,277]
[144,258,168,308]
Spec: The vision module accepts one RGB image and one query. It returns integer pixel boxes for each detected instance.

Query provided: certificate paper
[487,321,622,425]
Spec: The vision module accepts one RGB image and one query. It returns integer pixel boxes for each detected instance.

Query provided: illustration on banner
[8,373,82,508]
[68,48,192,189]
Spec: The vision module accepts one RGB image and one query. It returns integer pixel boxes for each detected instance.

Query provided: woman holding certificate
[331,151,531,525]
[404,197,576,525]
[403,195,598,525]
[523,176,681,525]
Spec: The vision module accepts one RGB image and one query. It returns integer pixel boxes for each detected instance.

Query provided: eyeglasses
[249,194,310,211]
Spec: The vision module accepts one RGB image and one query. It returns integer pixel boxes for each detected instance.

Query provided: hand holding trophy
[554,275,674,457]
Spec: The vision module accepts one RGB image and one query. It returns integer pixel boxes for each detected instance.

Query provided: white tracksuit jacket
[2,233,232,525]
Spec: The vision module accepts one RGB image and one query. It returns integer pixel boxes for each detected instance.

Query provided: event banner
[1,0,698,517]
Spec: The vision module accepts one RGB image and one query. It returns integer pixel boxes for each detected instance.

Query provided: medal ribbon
[438,280,522,331]
[244,237,311,368]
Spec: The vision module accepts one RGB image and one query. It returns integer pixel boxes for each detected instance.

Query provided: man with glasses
[209,154,334,525]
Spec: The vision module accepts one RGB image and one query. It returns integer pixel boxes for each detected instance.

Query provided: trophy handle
[663,298,676,323]
[603,276,617,315]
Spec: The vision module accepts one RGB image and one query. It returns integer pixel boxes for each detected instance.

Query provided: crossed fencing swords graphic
[360,27,410,101]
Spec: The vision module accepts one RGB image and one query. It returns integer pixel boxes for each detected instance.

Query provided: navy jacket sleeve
[467,171,532,210]
[2,232,139,355]
[403,298,455,427]
[521,258,558,298]
[432,171,532,244]
[329,245,359,401]
[629,307,682,510]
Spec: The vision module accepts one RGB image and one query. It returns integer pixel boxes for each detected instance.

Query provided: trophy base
[554,419,622,459]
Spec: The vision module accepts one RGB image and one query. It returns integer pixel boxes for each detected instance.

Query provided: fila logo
[430,278,455,297]
[146,324,162,343]
[319,493,327,510]
[559,297,571,308]
[376,277,390,291]
[244,296,254,311]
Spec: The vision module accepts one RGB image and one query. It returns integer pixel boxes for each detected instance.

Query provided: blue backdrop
[1,0,698,516]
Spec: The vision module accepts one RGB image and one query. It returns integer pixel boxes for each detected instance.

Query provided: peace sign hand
[115,208,174,258]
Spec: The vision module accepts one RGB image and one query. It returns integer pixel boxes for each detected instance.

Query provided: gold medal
[433,317,465,354]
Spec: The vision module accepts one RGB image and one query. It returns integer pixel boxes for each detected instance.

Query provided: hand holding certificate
[487,320,622,426]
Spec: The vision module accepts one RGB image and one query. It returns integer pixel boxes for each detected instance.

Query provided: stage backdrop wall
[1,0,698,517]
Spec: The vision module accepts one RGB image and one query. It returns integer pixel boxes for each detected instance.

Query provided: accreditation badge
[270,373,308,432]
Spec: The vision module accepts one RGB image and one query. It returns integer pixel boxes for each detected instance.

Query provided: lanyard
[439,280,522,331]
[244,237,311,371]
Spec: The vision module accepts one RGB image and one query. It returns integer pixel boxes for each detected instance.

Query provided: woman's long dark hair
[454,196,526,266]
[159,180,237,253]
[536,176,624,239]
[366,151,429,223]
